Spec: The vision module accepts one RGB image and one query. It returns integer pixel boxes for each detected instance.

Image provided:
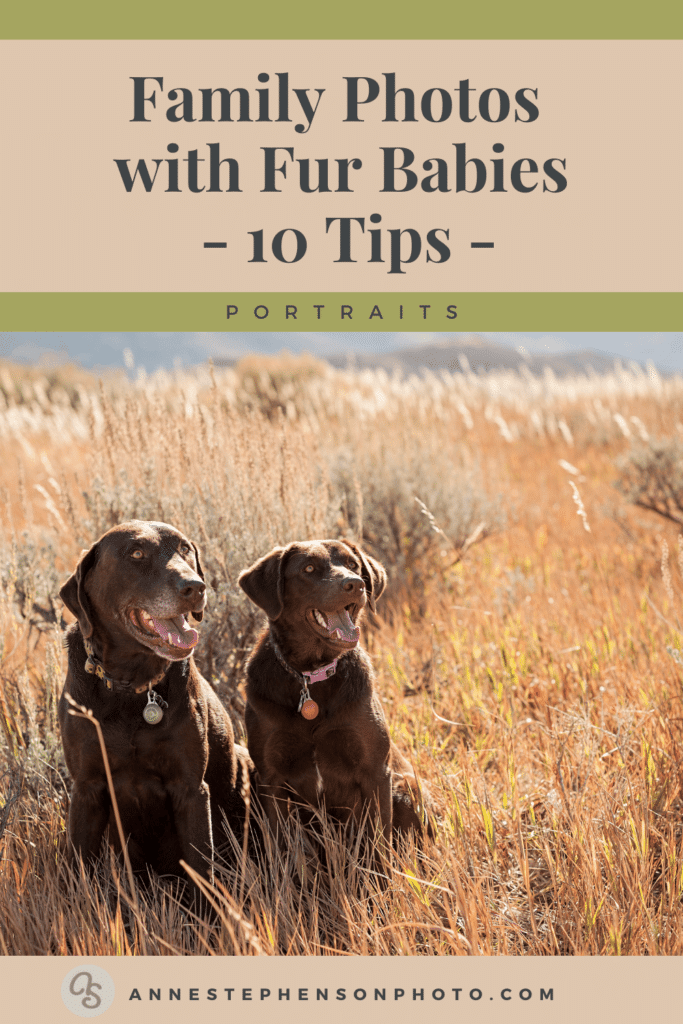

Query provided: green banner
[1,293,679,331]
[4,0,681,39]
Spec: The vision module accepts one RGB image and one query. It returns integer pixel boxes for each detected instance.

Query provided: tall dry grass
[0,353,682,956]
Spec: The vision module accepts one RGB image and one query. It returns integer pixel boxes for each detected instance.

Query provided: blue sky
[1,332,682,374]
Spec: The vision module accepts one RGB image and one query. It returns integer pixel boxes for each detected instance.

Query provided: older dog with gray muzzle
[59,520,252,889]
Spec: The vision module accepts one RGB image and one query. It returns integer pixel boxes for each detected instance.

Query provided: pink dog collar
[269,634,341,719]
[301,659,339,685]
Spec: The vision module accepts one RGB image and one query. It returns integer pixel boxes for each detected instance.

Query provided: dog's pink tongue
[150,614,199,650]
[325,609,360,643]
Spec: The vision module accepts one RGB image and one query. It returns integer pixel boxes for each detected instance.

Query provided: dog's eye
[179,543,191,555]
[131,549,144,560]
[304,564,315,573]
[347,560,358,571]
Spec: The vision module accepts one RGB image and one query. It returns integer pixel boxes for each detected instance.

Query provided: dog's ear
[341,539,387,611]
[191,541,205,621]
[59,543,101,638]
[238,546,290,620]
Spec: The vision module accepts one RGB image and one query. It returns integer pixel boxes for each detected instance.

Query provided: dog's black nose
[177,577,206,599]
[343,576,364,594]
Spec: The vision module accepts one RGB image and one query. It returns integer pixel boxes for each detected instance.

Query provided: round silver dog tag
[143,702,164,725]
[143,690,165,725]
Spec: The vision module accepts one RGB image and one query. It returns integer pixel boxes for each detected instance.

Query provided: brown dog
[238,539,431,847]
[58,520,250,886]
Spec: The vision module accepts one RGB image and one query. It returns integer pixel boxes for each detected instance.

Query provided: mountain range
[219,336,642,378]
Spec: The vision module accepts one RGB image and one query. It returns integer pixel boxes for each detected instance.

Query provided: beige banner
[0,40,681,293]
[3,955,679,1022]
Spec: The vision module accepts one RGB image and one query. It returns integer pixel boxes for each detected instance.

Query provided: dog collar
[269,633,338,720]
[303,660,339,684]
[82,637,170,725]
[269,634,338,685]
[82,637,167,696]
[83,637,141,692]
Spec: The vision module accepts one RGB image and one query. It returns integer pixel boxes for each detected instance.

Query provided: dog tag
[143,702,163,725]
[300,699,319,720]
[297,682,318,719]
[143,689,166,725]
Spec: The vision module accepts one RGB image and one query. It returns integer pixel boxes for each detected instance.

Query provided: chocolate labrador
[238,539,432,848]
[58,520,251,885]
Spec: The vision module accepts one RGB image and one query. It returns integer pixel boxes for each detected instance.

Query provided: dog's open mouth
[308,605,361,645]
[129,608,199,651]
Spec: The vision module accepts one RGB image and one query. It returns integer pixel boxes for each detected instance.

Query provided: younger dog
[238,539,431,846]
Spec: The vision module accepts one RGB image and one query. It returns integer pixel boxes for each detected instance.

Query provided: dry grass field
[0,351,682,956]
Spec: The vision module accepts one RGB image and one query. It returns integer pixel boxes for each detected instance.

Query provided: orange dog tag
[300,699,319,720]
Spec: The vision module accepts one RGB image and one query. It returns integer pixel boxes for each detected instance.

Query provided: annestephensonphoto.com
[1,330,682,956]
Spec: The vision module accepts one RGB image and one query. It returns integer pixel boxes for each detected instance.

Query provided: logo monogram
[69,973,102,1009]
[61,965,115,1017]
